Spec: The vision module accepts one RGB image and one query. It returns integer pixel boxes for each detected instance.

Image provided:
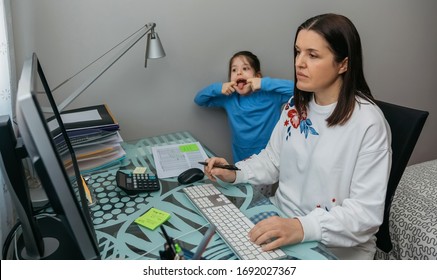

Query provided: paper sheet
[152,142,208,178]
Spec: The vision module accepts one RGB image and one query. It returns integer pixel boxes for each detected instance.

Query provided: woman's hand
[248,216,304,251]
[203,157,237,183]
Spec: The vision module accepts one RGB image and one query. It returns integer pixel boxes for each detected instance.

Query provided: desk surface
[87,131,336,260]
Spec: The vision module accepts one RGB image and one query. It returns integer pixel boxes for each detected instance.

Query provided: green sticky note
[179,144,199,153]
[135,208,171,230]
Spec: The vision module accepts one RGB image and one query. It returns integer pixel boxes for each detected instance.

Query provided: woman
[203,14,392,260]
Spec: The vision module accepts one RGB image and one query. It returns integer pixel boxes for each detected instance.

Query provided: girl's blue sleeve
[194,83,227,108]
[261,77,294,103]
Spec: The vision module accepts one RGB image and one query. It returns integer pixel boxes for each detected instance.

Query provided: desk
[87,131,336,260]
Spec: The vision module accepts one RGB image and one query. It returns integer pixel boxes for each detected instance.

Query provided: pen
[198,161,240,171]
[160,225,175,257]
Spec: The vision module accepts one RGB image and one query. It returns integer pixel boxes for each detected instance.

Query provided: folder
[55,131,122,156]
[51,103,126,174]
[64,145,126,175]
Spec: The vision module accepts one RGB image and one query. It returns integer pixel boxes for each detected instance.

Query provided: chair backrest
[374,100,429,253]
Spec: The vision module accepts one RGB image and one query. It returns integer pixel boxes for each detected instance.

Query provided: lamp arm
[53,23,156,112]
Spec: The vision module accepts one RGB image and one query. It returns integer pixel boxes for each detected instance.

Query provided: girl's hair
[228,51,261,80]
[293,13,373,126]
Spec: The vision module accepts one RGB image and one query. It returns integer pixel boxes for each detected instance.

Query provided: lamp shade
[145,32,165,67]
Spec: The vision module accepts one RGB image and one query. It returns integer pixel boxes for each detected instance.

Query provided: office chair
[374,100,429,253]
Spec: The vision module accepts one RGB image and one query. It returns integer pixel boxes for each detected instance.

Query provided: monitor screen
[15,53,100,259]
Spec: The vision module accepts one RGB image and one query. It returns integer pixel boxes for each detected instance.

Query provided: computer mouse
[177,168,205,185]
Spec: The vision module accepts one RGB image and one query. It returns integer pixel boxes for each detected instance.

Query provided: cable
[2,220,21,260]
[2,198,50,260]
[32,202,52,215]
[13,228,19,260]
[2,213,58,260]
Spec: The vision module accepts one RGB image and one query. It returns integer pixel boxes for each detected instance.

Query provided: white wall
[11,0,437,164]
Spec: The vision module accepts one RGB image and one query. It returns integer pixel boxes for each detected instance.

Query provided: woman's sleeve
[194,83,227,108]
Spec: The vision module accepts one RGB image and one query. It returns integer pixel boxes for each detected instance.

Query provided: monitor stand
[15,215,87,260]
[23,158,49,208]
[29,183,49,208]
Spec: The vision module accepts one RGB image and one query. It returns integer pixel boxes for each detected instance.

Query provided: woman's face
[294,29,347,104]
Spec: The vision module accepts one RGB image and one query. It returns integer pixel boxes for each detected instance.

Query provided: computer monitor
[0,115,45,259]
[14,53,100,259]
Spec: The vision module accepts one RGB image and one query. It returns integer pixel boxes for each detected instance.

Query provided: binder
[48,104,119,140]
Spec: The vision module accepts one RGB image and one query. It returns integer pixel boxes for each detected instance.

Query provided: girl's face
[230,56,259,95]
[295,29,347,105]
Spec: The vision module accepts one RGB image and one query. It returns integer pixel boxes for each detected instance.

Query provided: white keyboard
[183,183,287,260]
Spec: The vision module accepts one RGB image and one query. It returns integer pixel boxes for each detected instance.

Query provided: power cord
[2,220,21,260]
[1,212,57,260]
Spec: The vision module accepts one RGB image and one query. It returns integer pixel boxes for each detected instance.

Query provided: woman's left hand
[248,216,304,251]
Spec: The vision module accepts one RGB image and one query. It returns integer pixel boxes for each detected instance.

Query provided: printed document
[152,142,208,178]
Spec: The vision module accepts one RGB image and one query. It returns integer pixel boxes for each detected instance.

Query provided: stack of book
[51,104,126,174]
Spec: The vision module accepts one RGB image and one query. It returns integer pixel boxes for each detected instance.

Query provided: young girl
[194,51,294,162]
[203,14,392,260]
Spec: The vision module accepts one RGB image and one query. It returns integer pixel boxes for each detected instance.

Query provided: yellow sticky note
[135,208,171,230]
[179,144,199,153]
[133,166,147,174]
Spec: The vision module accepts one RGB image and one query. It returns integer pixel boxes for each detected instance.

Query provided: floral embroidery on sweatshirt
[283,99,319,140]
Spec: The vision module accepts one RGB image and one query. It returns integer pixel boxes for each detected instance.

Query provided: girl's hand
[203,157,237,183]
[246,77,262,92]
[222,82,236,95]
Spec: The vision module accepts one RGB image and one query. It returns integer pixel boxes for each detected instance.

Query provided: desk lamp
[33,23,164,207]
[42,22,165,112]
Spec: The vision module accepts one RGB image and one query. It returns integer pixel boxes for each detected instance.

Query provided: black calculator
[116,170,160,195]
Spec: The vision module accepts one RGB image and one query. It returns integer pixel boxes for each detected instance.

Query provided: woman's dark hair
[293,13,373,126]
[228,51,261,80]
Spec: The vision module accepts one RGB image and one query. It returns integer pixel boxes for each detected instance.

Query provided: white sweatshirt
[234,95,392,259]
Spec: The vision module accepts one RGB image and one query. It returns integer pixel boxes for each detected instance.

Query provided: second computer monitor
[15,53,100,259]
